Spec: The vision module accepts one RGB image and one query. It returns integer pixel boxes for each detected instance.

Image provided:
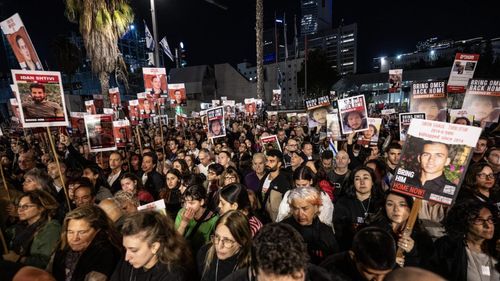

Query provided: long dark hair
[344,166,384,200]
[220,183,251,213]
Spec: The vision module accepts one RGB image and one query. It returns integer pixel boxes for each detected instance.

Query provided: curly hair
[121,210,193,272]
[252,223,308,277]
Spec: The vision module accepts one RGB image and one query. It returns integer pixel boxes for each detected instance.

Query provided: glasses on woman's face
[17,204,37,211]
[472,216,496,225]
[225,176,236,181]
[211,234,236,248]
[477,173,495,180]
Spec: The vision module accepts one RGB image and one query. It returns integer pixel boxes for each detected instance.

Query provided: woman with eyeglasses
[457,162,500,208]
[2,190,60,278]
[425,199,500,281]
[197,211,252,281]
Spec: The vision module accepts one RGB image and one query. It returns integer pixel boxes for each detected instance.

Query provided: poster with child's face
[338,95,368,134]
[357,118,382,146]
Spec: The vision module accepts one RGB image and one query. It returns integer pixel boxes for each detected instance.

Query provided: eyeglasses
[211,234,237,248]
[17,204,37,211]
[472,217,496,225]
[477,173,495,180]
[225,176,236,180]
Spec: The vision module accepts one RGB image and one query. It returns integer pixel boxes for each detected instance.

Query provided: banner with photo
[388,69,403,93]
[461,79,500,127]
[244,98,257,116]
[399,112,426,142]
[357,118,382,146]
[212,100,221,107]
[447,53,480,93]
[169,83,187,108]
[1,13,43,71]
[9,97,21,122]
[84,114,116,152]
[410,81,447,122]
[70,112,88,137]
[222,100,235,119]
[297,113,308,126]
[338,95,368,134]
[12,70,68,128]
[206,106,226,139]
[92,94,104,114]
[128,100,139,125]
[113,120,132,148]
[326,111,343,141]
[271,89,282,106]
[175,113,188,128]
[305,96,333,128]
[449,109,474,125]
[138,92,155,119]
[143,67,167,98]
[260,135,282,153]
[391,119,481,205]
[109,87,121,108]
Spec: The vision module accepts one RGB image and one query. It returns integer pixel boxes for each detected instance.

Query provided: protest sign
[338,95,368,134]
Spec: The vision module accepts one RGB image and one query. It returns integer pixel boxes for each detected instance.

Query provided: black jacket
[111,257,188,281]
[221,264,332,281]
[141,170,165,199]
[424,235,468,281]
[197,244,239,281]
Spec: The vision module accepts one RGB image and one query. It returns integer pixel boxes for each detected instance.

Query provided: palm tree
[256,0,264,101]
[64,0,133,104]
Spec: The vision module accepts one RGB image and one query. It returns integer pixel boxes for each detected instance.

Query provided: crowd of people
[0,109,499,281]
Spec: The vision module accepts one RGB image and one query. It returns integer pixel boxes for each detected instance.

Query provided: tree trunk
[256,0,264,101]
[99,71,111,107]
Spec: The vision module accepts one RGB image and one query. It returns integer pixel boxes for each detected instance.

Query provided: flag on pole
[144,20,154,51]
[159,36,174,62]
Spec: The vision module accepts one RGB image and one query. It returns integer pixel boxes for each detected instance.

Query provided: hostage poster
[143,67,167,98]
[169,83,187,108]
[84,114,116,152]
[388,69,403,93]
[206,106,226,139]
[399,112,426,142]
[70,112,88,137]
[338,95,368,134]
[113,120,132,148]
[305,95,333,128]
[271,89,282,106]
[12,70,68,128]
[410,81,447,122]
[447,53,480,93]
[461,79,500,128]
[260,135,282,153]
[357,118,382,146]
[390,119,482,205]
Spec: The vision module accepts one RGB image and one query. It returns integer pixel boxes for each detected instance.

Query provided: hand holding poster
[410,81,447,121]
[338,95,368,134]
[113,120,132,148]
[169,83,187,107]
[461,79,500,127]
[388,69,403,93]
[84,114,116,152]
[206,106,226,139]
[390,119,482,205]
[12,70,69,128]
[1,13,43,71]
[399,112,425,142]
[143,67,167,98]
[447,53,480,93]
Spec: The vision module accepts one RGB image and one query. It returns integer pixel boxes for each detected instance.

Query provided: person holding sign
[23,83,64,119]
[406,141,457,196]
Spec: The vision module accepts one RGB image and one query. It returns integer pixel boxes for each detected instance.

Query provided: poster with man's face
[399,112,426,142]
[388,69,403,93]
[244,98,257,116]
[390,119,481,205]
[168,83,187,108]
[410,81,447,122]
[223,100,235,119]
[92,95,104,114]
[1,13,43,71]
[305,96,333,128]
[109,87,121,108]
[271,89,281,106]
[85,100,96,115]
[338,95,368,134]
[461,79,500,128]
[12,70,68,128]
[138,92,154,119]
[113,120,132,148]
[207,106,226,139]
[143,67,167,98]
[70,112,88,137]
[447,53,480,93]
[84,114,116,152]
[128,100,139,125]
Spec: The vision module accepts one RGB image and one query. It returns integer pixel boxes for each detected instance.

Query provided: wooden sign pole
[396,198,422,259]
[46,128,72,211]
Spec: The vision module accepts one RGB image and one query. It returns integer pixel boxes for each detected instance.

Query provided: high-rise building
[300,0,333,36]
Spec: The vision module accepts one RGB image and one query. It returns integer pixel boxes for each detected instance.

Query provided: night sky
[0,0,497,74]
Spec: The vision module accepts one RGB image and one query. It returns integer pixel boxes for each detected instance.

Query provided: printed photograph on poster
[391,119,482,205]
[175,113,188,128]
[9,98,21,121]
[388,69,403,93]
[157,97,167,116]
[212,100,221,107]
[297,113,308,126]
[109,87,121,108]
[447,53,480,93]
[260,135,282,153]
[326,112,343,141]
[12,70,68,128]
[267,111,278,122]
[399,112,425,142]
[271,89,281,106]
[206,106,226,139]
[113,120,132,148]
[410,81,447,121]
[103,108,117,120]
[70,112,88,137]
[244,98,257,116]
[143,67,167,97]
[128,100,139,125]
[1,13,43,71]
[85,100,96,114]
[168,83,187,107]
[338,95,368,134]
[84,114,116,152]
[92,94,104,114]
[357,118,382,146]
[449,109,474,126]
[286,113,297,123]
[305,96,333,128]
[461,79,500,127]
[138,92,154,119]
[223,100,235,119]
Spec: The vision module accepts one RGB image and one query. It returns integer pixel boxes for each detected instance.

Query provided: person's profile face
[17,37,31,61]
[418,143,450,175]
[347,112,362,129]
[417,100,440,121]
[470,99,494,121]
[30,87,46,103]
[211,120,222,135]
[313,108,327,125]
